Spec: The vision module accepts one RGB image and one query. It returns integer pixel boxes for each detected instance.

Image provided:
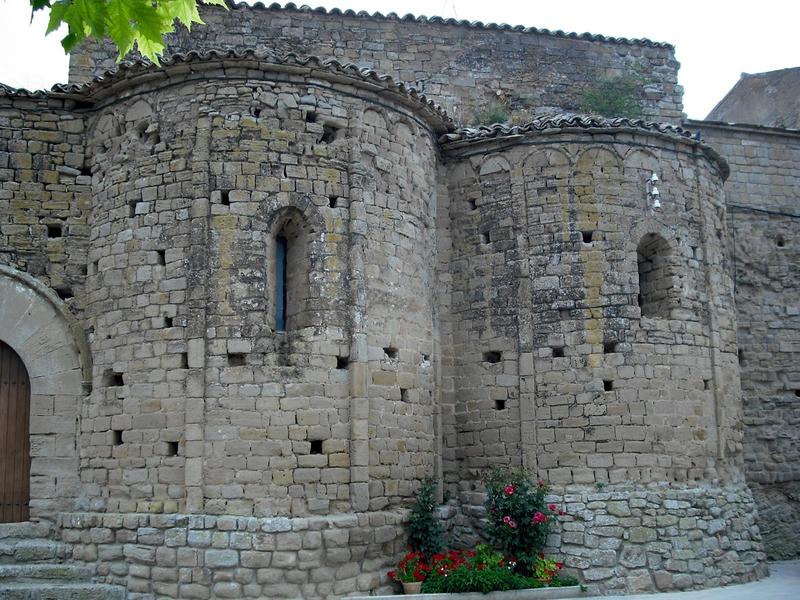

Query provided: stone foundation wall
[451,482,766,595]
[58,510,406,599]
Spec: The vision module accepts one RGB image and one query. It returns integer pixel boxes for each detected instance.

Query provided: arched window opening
[637,233,674,318]
[275,234,288,331]
[271,211,311,333]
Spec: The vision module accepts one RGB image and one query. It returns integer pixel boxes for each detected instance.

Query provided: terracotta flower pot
[402,581,423,594]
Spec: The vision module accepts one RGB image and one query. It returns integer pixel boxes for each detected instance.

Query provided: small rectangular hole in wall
[383,347,398,359]
[552,347,564,358]
[164,316,174,328]
[328,196,338,208]
[468,199,477,211]
[421,354,430,363]
[112,430,123,446]
[582,231,594,244]
[156,250,166,265]
[128,200,137,218]
[309,440,323,454]
[603,342,617,354]
[336,356,349,370]
[794,390,800,398]
[166,441,179,456]
[776,235,785,248]
[481,232,490,245]
[494,399,506,410]
[704,379,711,390]
[305,111,317,123]
[320,123,341,143]
[92,260,99,274]
[400,388,409,402]
[47,224,63,238]
[103,369,124,387]
[179,353,188,368]
[228,353,246,367]
[738,349,745,365]
[603,380,614,392]
[79,165,91,177]
[483,351,502,364]
[56,288,73,300]
[220,190,230,206]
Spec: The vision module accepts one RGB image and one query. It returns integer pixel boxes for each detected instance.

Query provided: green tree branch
[30,0,227,64]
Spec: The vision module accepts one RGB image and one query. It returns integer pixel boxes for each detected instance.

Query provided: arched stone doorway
[0,266,89,520]
[0,341,31,522]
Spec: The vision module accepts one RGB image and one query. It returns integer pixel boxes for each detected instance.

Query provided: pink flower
[504,484,515,496]
[508,519,517,528]
[503,515,511,524]
[532,512,548,524]
[548,503,558,512]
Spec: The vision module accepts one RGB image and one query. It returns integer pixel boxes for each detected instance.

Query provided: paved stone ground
[582,561,799,600]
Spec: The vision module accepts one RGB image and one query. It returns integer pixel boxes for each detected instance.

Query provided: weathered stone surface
[1,5,794,600]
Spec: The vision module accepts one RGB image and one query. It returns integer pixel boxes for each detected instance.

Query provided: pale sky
[1,0,798,120]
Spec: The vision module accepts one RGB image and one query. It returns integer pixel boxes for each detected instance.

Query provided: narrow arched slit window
[275,234,288,331]
[271,209,311,333]
[637,233,674,318]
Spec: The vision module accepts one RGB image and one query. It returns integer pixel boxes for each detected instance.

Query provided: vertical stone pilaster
[347,149,370,511]
[184,115,212,513]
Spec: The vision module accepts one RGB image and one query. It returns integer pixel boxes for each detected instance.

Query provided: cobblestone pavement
[582,561,799,600]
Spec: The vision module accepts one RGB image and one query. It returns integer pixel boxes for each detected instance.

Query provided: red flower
[388,570,396,580]
[504,484,515,495]
[532,512,548,524]
[548,503,558,512]
[503,515,511,524]
[508,519,517,528]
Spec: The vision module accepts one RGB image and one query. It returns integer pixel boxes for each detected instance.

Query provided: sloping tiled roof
[227,2,673,49]
[440,114,697,142]
[440,114,729,179]
[0,50,452,130]
[707,67,800,129]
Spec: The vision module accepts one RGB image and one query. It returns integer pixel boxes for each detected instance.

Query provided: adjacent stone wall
[68,3,684,125]
[0,92,89,312]
[690,120,800,558]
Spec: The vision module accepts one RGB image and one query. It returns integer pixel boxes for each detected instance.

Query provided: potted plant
[388,550,430,594]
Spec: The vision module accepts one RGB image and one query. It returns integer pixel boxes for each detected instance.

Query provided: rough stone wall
[68,3,684,125]
[443,131,738,493]
[74,66,443,521]
[690,120,800,558]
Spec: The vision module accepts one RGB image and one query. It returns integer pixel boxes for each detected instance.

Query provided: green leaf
[163,0,203,29]
[37,0,229,63]
[105,0,136,60]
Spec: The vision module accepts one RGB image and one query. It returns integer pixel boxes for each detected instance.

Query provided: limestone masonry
[0,2,797,599]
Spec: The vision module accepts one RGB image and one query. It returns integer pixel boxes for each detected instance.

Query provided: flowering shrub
[421,544,576,593]
[387,551,430,583]
[533,554,564,584]
[484,468,561,572]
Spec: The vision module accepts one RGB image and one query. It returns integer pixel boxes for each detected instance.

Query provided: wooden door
[0,340,30,522]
